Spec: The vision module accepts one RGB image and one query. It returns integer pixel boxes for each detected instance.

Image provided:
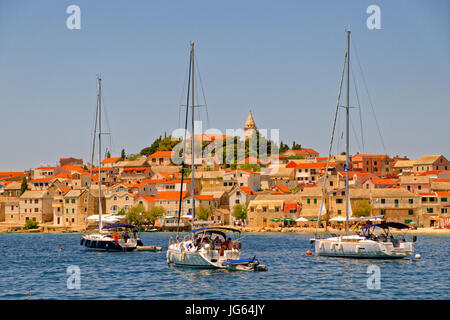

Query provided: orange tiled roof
[418,192,437,197]
[31,177,54,183]
[0,172,26,180]
[61,165,89,175]
[53,172,72,179]
[148,151,173,158]
[370,178,397,185]
[59,187,71,194]
[195,195,214,201]
[434,179,450,183]
[273,184,292,193]
[156,191,188,200]
[138,196,156,203]
[436,191,450,197]
[35,167,57,170]
[122,167,151,174]
[225,169,260,175]
[140,179,167,184]
[238,186,255,196]
[101,157,121,164]
[287,161,336,169]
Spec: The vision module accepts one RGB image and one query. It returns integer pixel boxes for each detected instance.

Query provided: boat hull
[167,242,241,269]
[81,235,137,252]
[314,238,414,259]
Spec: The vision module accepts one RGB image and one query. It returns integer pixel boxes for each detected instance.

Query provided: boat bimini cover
[362,222,410,230]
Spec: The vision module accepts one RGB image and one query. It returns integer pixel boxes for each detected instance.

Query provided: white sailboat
[166,43,267,271]
[80,77,139,252]
[311,30,416,259]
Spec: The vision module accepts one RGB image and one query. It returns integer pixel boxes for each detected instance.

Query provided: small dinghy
[222,257,268,272]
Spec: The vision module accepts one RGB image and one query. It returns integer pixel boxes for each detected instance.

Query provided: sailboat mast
[97,77,103,232]
[190,42,196,224]
[345,30,350,234]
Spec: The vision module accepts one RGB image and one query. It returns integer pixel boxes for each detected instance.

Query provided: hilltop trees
[140,135,182,156]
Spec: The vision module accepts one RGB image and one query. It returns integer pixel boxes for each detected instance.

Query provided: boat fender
[80,239,84,246]
[306,250,312,256]
[355,245,360,253]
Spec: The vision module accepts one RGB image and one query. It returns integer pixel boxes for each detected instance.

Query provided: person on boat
[114,231,118,243]
[123,228,129,243]
[225,237,233,250]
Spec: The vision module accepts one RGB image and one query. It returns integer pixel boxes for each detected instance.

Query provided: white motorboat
[312,222,416,259]
[167,227,267,271]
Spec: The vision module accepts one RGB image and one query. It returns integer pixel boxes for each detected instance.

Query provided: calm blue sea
[0,232,448,300]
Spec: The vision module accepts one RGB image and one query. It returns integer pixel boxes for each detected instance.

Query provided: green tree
[126,204,146,225]
[279,141,290,154]
[145,206,165,226]
[197,205,214,221]
[292,141,302,150]
[140,135,182,157]
[232,203,248,221]
[126,153,140,161]
[353,200,372,217]
[20,177,28,195]
[239,163,261,172]
[120,149,126,161]
[106,150,111,159]
[117,208,126,216]
[286,155,305,160]
[24,220,39,230]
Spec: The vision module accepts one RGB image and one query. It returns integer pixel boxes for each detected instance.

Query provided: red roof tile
[155,191,188,200]
[148,151,173,158]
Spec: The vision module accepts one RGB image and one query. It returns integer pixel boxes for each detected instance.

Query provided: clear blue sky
[0,0,449,170]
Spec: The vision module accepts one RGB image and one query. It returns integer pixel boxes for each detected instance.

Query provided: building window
[408,199,413,204]
[381,209,386,215]
[337,210,341,215]
[426,208,433,213]
[381,199,385,204]
[441,198,447,202]
[408,210,414,215]
[336,199,343,204]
